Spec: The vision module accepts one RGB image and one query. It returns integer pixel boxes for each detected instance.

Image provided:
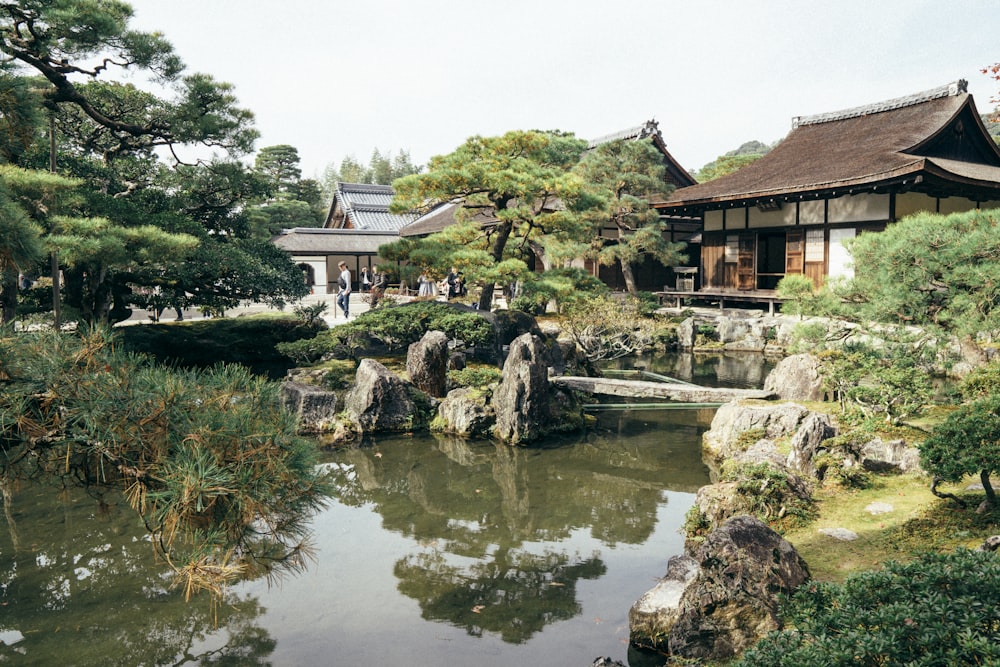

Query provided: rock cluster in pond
[629,515,809,660]
[280,329,582,446]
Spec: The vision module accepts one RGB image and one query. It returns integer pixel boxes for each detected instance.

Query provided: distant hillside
[693,139,778,182]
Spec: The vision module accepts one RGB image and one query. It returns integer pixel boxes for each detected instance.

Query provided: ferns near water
[0,327,331,599]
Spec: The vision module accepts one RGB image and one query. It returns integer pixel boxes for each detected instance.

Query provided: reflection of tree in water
[0,481,275,666]
[327,421,708,642]
[395,547,605,644]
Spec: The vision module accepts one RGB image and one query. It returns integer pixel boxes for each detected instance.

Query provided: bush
[120,314,324,368]
[0,328,331,599]
[448,365,502,389]
[560,294,659,361]
[820,339,934,425]
[736,550,1000,666]
[277,301,494,364]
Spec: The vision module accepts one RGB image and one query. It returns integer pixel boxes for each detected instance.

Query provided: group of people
[337,262,388,318]
[335,263,466,319]
[416,267,464,300]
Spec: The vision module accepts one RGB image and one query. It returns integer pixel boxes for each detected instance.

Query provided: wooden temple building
[656,80,1000,309]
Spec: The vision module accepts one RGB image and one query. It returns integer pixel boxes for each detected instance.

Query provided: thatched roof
[271,228,398,254]
[399,202,500,237]
[663,80,1000,212]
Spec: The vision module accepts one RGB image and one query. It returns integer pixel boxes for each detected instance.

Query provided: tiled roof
[399,202,500,237]
[325,182,418,231]
[663,81,1000,209]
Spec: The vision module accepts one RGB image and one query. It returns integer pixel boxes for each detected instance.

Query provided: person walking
[336,261,352,318]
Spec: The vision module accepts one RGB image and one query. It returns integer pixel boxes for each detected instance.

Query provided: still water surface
[0,352,769,666]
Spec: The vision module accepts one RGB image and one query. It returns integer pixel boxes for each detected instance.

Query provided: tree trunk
[982,470,996,507]
[478,220,514,311]
[0,269,17,325]
[621,261,637,296]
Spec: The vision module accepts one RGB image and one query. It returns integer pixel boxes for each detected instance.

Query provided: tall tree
[575,138,686,296]
[389,130,594,310]
[0,1,256,161]
[255,144,302,194]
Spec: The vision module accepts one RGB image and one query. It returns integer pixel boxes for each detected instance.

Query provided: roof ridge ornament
[792,80,969,129]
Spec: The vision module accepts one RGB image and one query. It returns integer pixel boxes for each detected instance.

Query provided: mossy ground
[784,473,998,582]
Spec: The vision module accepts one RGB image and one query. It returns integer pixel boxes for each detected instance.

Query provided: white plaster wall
[827,193,890,223]
[748,204,796,228]
[799,200,825,224]
[895,192,937,219]
[939,196,978,215]
[828,228,856,279]
[704,210,724,231]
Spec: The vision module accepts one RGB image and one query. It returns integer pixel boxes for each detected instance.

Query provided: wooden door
[785,229,804,274]
[737,233,755,291]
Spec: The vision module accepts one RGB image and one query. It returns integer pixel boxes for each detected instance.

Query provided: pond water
[0,352,771,666]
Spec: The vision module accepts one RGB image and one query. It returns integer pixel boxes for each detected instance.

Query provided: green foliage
[0,328,331,598]
[844,209,1000,339]
[694,140,772,182]
[573,138,685,295]
[722,461,817,529]
[388,130,595,310]
[736,550,1000,666]
[277,302,493,362]
[560,292,660,361]
[119,314,324,368]
[785,321,830,354]
[448,365,502,389]
[819,339,934,425]
[920,394,1000,505]
[957,358,1000,400]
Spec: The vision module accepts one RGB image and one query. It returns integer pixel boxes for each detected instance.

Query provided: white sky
[122,0,1000,178]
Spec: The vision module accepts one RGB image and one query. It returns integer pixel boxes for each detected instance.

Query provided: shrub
[736,550,1000,666]
[0,328,331,599]
[560,294,658,361]
[819,339,933,425]
[448,365,502,389]
[276,302,493,363]
[120,314,323,368]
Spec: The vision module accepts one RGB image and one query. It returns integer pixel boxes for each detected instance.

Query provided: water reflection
[326,408,711,644]
[0,480,272,666]
[605,350,774,389]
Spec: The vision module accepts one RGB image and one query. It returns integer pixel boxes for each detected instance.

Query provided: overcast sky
[123,0,1000,179]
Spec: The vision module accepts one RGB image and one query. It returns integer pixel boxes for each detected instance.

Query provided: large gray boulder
[433,386,495,438]
[763,353,825,401]
[702,401,811,476]
[407,330,449,398]
[785,412,837,476]
[280,380,338,433]
[344,359,430,433]
[628,555,699,655]
[630,516,810,660]
[492,333,551,444]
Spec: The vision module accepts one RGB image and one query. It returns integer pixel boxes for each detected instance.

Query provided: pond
[0,352,771,666]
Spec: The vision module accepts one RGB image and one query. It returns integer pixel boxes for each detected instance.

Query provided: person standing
[336,261,351,318]
[446,267,460,299]
[370,265,387,307]
[360,266,371,293]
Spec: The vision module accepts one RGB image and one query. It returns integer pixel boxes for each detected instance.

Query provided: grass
[784,473,998,582]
